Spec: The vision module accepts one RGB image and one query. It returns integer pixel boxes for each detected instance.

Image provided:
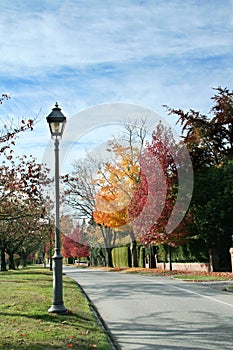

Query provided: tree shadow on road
[109,311,233,349]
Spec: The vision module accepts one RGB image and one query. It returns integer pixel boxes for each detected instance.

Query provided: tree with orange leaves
[93,140,142,267]
[93,143,140,228]
[93,121,192,269]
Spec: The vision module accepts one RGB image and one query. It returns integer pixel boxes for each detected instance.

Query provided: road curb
[73,280,121,350]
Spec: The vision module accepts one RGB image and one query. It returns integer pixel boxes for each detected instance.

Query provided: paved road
[64,266,233,350]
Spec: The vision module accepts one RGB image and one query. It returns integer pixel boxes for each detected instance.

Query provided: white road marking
[160,281,233,308]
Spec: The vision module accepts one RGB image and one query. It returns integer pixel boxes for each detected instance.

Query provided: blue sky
[1,0,233,170]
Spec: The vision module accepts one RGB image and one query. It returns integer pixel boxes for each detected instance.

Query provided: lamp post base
[48,304,67,314]
[48,252,67,314]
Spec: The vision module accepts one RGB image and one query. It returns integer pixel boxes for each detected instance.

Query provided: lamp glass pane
[50,122,63,135]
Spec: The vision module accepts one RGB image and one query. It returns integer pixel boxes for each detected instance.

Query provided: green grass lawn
[0,267,112,350]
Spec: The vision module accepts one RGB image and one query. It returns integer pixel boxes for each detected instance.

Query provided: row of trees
[62,120,192,267]
[63,87,233,270]
[1,87,233,271]
[0,95,52,271]
[0,95,90,270]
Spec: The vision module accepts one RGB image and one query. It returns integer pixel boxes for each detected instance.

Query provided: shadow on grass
[0,311,107,350]
[1,343,110,350]
[0,309,94,326]
[0,270,52,277]
[0,270,76,283]
[0,343,71,350]
[0,269,113,350]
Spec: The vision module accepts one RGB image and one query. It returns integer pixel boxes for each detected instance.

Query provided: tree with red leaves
[0,94,50,270]
[92,120,191,267]
[128,122,192,268]
[0,156,50,270]
[62,223,89,262]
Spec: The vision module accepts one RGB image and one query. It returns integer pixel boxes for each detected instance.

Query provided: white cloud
[0,0,233,163]
[1,0,232,76]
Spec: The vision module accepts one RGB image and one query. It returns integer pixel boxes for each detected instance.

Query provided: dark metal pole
[48,138,67,314]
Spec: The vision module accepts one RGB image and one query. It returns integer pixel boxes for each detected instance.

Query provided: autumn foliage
[92,121,191,248]
[93,143,140,228]
[63,87,233,270]
[0,94,51,270]
[62,223,90,260]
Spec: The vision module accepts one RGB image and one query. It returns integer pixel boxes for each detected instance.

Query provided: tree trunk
[1,248,7,271]
[139,246,145,268]
[105,247,113,267]
[149,244,156,268]
[8,252,16,270]
[21,253,27,267]
[208,248,219,272]
[43,244,46,268]
[168,245,172,271]
[130,239,138,268]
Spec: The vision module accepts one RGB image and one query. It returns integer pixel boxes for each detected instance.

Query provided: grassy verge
[0,267,112,350]
[173,274,233,282]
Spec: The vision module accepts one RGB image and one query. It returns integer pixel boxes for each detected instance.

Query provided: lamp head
[46,102,66,138]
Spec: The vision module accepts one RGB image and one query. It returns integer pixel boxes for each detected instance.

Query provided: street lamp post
[47,103,67,314]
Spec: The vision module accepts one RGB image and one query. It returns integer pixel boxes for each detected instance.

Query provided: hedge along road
[63,266,233,350]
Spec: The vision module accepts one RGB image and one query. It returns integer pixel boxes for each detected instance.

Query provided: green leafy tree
[166,87,233,270]
[165,87,233,168]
